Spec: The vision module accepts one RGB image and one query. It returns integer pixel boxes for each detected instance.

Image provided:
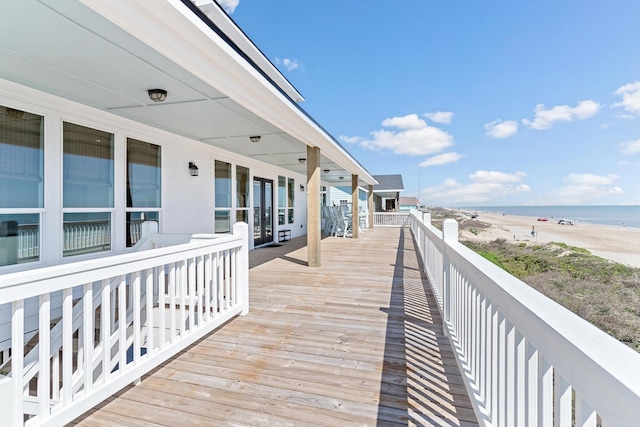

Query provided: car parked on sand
[558,219,576,225]
[537,217,548,221]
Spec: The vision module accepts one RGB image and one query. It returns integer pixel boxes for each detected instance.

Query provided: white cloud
[350,113,454,156]
[423,111,453,124]
[565,173,619,185]
[215,0,239,13]
[613,82,640,115]
[522,100,600,130]
[420,170,529,205]
[419,152,461,167]
[485,119,519,138]
[620,139,640,155]
[339,135,363,144]
[470,170,526,183]
[535,173,623,205]
[274,57,300,71]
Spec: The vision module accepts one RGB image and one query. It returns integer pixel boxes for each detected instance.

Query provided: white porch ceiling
[0,0,374,187]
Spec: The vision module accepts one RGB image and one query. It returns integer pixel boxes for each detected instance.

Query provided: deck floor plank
[73,227,478,426]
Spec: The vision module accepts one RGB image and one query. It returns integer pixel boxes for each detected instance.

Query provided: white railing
[373,211,410,227]
[409,210,640,427]
[0,222,249,427]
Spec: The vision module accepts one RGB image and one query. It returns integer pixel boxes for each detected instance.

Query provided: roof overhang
[0,0,376,187]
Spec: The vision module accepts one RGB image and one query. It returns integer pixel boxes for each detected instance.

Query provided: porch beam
[352,174,359,239]
[307,146,321,267]
[368,184,374,229]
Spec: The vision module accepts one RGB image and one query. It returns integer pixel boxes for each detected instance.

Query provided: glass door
[253,177,273,246]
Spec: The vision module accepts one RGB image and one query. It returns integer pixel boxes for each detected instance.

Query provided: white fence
[0,223,249,427]
[409,210,640,427]
[373,211,410,227]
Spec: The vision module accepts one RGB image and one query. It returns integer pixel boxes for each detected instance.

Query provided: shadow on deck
[73,228,478,426]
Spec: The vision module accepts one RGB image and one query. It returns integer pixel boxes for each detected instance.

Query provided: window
[215,160,231,233]
[287,178,295,224]
[236,165,249,225]
[0,106,44,267]
[63,122,114,256]
[126,138,161,247]
[277,176,286,226]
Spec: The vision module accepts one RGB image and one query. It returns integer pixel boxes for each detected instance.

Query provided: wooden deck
[72,227,478,426]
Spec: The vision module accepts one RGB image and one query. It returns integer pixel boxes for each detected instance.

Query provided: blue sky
[219,0,640,206]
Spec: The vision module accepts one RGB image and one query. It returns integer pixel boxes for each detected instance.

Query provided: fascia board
[79,0,376,185]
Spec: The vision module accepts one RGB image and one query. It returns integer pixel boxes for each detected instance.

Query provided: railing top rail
[0,232,243,304]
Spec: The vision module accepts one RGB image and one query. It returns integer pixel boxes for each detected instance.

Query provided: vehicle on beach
[537,217,548,221]
[558,219,576,225]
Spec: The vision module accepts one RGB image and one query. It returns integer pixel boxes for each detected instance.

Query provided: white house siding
[0,79,308,274]
[328,186,367,208]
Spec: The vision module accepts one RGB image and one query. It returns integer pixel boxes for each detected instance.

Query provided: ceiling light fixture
[249,135,261,143]
[323,169,330,173]
[148,89,167,102]
[339,176,344,180]
[298,158,306,164]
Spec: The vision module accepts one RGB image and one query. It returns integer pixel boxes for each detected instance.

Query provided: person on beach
[531,226,535,237]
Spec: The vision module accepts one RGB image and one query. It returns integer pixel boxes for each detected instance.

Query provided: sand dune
[459,212,640,268]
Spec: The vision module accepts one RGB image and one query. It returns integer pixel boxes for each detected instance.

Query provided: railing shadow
[376,228,478,426]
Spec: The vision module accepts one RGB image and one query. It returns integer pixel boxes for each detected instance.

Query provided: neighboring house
[372,174,404,212]
[399,196,422,212]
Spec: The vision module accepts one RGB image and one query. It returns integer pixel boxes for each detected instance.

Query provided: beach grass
[463,238,640,352]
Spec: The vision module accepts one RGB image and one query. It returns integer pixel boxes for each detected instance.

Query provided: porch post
[351,174,359,239]
[368,184,374,229]
[307,146,321,267]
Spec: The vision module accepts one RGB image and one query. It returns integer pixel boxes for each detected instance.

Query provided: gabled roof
[372,175,404,192]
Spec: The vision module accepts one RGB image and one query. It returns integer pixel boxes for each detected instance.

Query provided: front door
[253,177,273,246]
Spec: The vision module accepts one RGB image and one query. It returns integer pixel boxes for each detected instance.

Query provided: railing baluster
[169,263,176,342]
[515,331,526,427]
[38,293,51,419]
[146,268,154,353]
[554,373,572,427]
[118,275,127,373]
[525,341,539,427]
[83,283,93,394]
[133,271,141,372]
[224,250,230,310]
[197,255,204,326]
[188,258,196,331]
[179,260,187,337]
[101,279,111,384]
[539,356,553,426]
[11,300,25,427]
[158,266,166,349]
[205,254,212,320]
[62,288,73,404]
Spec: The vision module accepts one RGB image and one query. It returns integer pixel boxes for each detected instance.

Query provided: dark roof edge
[179,0,374,181]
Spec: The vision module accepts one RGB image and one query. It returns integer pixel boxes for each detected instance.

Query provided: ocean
[462,205,640,229]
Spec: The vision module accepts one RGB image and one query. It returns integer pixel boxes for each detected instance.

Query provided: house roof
[0,0,377,187]
[399,197,420,206]
[372,175,404,192]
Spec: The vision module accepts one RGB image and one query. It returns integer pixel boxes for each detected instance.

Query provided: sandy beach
[459,211,640,268]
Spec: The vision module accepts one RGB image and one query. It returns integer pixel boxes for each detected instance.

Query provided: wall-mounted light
[188,161,199,176]
[299,184,305,192]
[6,107,24,119]
[298,158,306,164]
[249,135,261,143]
[148,89,167,102]
[339,176,344,180]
